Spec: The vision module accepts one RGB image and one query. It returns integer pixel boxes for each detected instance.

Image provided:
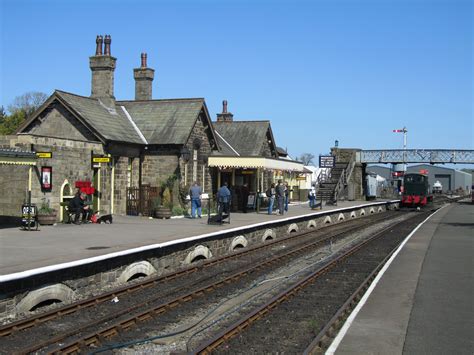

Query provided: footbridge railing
[359,149,474,164]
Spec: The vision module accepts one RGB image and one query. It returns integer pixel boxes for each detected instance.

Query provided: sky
[0,0,472,162]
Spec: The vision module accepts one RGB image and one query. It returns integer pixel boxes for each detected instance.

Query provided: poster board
[41,166,52,191]
[247,193,257,209]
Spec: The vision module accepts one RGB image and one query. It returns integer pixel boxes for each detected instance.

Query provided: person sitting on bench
[68,192,92,224]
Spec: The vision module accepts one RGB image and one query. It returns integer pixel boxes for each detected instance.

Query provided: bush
[171,206,188,216]
[38,198,55,214]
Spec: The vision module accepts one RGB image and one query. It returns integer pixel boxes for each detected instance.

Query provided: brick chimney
[133,53,155,100]
[216,100,233,122]
[89,35,116,108]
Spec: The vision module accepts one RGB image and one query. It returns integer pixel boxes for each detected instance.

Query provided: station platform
[0,200,389,279]
[329,200,473,355]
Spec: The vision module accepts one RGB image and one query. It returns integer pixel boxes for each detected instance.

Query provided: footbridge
[358,149,474,164]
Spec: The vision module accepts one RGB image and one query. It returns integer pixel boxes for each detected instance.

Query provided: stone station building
[0,36,308,223]
[5,35,219,222]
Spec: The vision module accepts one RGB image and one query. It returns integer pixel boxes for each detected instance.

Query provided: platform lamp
[180,147,191,184]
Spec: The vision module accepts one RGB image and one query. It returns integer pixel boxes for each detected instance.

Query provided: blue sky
[1,0,472,161]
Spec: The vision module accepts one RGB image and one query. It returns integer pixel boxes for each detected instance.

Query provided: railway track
[0,210,410,354]
[191,210,433,354]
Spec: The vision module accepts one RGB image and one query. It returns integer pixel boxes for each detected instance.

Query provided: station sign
[319,155,335,168]
[36,152,52,159]
[91,154,111,168]
[92,157,111,163]
[296,173,306,181]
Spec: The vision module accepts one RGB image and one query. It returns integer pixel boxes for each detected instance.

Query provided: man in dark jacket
[217,182,231,216]
[68,192,85,224]
[276,180,285,215]
[68,192,91,224]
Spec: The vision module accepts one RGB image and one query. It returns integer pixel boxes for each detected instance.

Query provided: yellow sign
[36,152,52,159]
[296,176,306,181]
[241,170,254,175]
[92,157,111,163]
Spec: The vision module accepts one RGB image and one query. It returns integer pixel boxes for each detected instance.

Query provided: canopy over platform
[0,149,37,165]
[208,156,305,172]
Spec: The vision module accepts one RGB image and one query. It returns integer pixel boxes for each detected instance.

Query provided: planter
[155,206,172,219]
[37,213,57,225]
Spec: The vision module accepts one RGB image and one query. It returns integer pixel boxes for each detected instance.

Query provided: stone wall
[12,135,106,218]
[182,111,214,193]
[0,164,30,224]
[331,148,364,200]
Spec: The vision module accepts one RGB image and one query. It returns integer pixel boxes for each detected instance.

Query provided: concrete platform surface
[331,201,473,355]
[0,200,388,278]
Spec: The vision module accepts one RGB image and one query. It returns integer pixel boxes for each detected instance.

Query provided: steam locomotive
[401,173,433,207]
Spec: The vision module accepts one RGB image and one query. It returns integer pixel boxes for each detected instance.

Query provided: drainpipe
[256,168,260,213]
[97,168,101,213]
[110,156,115,214]
[28,166,32,231]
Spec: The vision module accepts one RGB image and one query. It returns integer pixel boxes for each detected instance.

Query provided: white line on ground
[325,204,447,355]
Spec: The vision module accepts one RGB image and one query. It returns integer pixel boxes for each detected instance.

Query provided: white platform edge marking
[0,201,398,283]
[325,204,447,355]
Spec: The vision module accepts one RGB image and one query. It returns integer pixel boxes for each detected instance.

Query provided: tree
[0,110,26,135]
[299,153,315,166]
[1,92,47,135]
[7,91,48,116]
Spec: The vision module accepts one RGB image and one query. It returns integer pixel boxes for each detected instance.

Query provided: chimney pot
[95,35,103,56]
[134,52,154,100]
[104,35,111,56]
[216,99,233,122]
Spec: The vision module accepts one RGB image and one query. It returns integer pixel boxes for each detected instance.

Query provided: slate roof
[213,121,274,156]
[55,91,145,144]
[276,146,288,156]
[213,131,239,156]
[118,99,205,145]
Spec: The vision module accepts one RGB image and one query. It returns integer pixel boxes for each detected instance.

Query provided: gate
[126,185,160,216]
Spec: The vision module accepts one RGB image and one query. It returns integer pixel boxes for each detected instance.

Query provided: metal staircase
[317,155,356,205]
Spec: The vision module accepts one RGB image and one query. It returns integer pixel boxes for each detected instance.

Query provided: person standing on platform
[241,183,250,213]
[284,181,290,212]
[309,183,317,209]
[266,183,276,215]
[276,180,285,215]
[189,181,202,218]
[217,182,232,216]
